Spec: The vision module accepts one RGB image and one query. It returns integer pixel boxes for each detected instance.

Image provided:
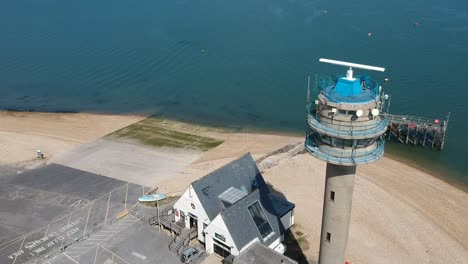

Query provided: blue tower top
[322,74,380,104]
[335,77,362,97]
[305,58,388,166]
[318,59,384,104]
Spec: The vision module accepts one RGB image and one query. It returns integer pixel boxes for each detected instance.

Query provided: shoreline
[1,110,467,263]
[384,149,468,193]
[1,109,466,193]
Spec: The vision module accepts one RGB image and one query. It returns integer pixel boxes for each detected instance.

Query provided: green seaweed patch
[109,117,224,151]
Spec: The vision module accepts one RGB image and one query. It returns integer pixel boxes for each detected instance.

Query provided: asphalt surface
[0,163,148,264]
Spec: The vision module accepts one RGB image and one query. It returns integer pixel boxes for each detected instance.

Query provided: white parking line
[131,251,147,260]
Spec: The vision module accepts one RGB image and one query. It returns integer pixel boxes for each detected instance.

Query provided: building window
[215,233,226,242]
[248,201,274,239]
[326,232,331,242]
[338,109,347,115]
[330,191,335,202]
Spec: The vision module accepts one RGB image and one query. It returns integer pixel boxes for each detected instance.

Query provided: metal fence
[0,183,147,264]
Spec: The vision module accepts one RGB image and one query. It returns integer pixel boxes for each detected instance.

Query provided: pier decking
[383,113,449,150]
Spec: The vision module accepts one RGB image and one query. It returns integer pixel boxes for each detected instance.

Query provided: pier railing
[382,113,449,150]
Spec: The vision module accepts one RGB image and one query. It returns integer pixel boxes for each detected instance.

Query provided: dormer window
[248,201,273,239]
[219,187,248,207]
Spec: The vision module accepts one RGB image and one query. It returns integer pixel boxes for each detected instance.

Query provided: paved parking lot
[45,217,180,264]
[0,163,148,264]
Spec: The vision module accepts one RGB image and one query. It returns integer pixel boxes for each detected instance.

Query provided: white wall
[204,215,240,256]
[280,209,294,231]
[267,236,281,250]
[173,185,211,242]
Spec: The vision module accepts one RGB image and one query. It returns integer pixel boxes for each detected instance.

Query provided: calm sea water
[1,0,467,184]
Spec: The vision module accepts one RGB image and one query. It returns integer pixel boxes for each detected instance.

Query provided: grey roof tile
[233,242,298,264]
[191,153,295,251]
[191,153,267,220]
[220,189,290,250]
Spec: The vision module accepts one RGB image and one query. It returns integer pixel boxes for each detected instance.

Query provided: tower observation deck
[305,58,388,264]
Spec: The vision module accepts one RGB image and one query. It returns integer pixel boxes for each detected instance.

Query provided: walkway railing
[305,136,385,166]
[307,114,388,139]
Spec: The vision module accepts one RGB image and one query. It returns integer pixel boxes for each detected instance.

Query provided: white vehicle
[180,247,203,264]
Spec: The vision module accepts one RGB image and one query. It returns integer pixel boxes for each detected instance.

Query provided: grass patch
[296,235,310,251]
[109,117,224,151]
[295,230,304,237]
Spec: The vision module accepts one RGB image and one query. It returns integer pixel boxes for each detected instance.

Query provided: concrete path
[50,139,201,187]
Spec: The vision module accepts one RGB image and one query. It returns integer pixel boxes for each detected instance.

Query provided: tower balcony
[307,113,388,140]
[305,134,385,166]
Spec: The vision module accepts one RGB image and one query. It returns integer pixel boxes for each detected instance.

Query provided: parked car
[180,247,203,263]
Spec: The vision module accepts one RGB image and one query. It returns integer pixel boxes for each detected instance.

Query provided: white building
[173,153,295,257]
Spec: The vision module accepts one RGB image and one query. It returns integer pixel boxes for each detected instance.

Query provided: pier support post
[405,123,410,144]
[423,128,427,147]
[414,125,419,146]
[319,163,356,264]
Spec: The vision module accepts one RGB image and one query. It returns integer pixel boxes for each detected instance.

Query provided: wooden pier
[383,113,449,150]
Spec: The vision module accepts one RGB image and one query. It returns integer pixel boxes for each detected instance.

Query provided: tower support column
[319,163,356,264]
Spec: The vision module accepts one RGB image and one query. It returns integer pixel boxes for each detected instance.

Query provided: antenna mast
[319,58,385,80]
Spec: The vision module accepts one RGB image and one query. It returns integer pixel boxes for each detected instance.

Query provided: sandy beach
[0,111,145,165]
[1,111,467,263]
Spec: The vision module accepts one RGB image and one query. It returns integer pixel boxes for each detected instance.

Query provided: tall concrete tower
[305,58,388,264]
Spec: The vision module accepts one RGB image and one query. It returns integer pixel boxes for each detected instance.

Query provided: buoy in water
[368,32,372,37]
[384,78,389,82]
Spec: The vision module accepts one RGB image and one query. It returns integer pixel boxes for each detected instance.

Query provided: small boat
[138,193,167,202]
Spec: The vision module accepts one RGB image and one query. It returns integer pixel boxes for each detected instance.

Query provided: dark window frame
[248,201,274,239]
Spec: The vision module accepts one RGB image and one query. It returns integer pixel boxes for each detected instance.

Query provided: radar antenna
[319,58,385,80]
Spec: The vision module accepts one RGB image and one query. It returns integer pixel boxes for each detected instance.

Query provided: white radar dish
[319,58,385,81]
[319,58,385,72]
[371,109,380,116]
[356,110,363,117]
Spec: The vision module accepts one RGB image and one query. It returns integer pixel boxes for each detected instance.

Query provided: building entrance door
[190,216,197,229]
[213,241,230,258]
[188,212,198,229]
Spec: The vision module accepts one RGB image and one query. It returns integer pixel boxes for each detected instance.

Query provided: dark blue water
[1,0,467,184]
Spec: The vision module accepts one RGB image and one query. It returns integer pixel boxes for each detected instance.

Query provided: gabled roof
[219,187,248,205]
[191,153,268,220]
[233,242,298,264]
[220,188,294,250]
